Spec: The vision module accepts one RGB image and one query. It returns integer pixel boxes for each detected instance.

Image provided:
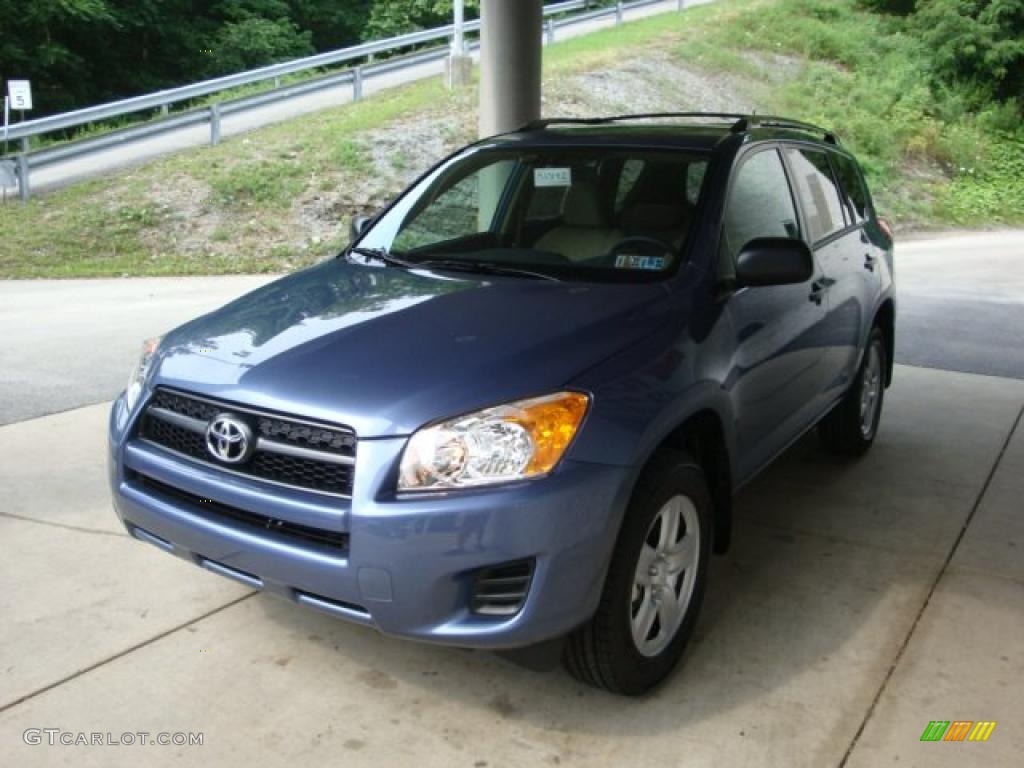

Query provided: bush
[914,0,1024,104]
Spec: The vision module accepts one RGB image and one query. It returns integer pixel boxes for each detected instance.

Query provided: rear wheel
[819,326,887,456]
[563,452,712,695]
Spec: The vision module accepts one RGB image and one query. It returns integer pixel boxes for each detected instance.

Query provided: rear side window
[785,147,848,243]
[724,149,800,259]
[832,153,870,224]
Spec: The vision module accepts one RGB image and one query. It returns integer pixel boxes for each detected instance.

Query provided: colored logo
[920,721,996,742]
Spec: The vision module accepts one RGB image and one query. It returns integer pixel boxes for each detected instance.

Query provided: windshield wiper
[348,249,559,282]
[347,247,416,269]
[416,259,560,282]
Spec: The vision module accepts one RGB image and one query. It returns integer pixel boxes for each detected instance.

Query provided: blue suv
[108,113,895,694]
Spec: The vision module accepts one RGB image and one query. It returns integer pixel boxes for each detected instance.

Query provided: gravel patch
[546,53,771,116]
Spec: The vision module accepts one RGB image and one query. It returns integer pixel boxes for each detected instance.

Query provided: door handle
[864,253,876,272]
[808,280,825,305]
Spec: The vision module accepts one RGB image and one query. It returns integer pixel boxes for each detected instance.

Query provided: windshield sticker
[534,167,572,188]
[615,254,666,271]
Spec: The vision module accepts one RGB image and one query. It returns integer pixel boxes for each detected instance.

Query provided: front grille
[143,414,208,462]
[151,389,219,422]
[134,473,349,551]
[139,388,356,497]
[471,559,535,617]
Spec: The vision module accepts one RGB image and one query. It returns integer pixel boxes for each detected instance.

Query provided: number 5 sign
[8,80,33,111]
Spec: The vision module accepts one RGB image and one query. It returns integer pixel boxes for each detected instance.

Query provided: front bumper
[108,395,633,649]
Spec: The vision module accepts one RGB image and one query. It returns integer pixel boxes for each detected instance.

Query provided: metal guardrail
[2,0,687,201]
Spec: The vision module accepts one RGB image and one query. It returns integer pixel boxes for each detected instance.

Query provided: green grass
[0,79,460,277]
[1,0,1021,279]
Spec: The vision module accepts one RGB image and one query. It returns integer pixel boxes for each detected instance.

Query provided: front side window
[785,147,848,242]
[357,146,711,281]
[723,148,800,260]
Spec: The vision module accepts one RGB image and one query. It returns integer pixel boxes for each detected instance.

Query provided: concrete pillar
[478,0,543,138]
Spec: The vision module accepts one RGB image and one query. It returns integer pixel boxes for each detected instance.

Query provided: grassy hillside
[1,0,1021,278]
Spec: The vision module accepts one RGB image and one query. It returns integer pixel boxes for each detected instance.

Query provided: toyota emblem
[205,414,254,464]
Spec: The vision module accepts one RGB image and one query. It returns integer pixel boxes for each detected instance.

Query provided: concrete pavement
[0,364,1021,766]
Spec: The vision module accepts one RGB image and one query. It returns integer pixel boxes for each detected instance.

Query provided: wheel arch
[637,405,735,555]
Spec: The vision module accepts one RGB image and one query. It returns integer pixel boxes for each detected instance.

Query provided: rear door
[782,145,865,408]
[832,149,884,339]
[720,146,829,480]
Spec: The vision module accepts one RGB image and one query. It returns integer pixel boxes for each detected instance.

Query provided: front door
[719,147,830,481]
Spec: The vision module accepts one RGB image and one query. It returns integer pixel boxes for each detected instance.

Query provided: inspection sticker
[615,254,666,271]
[534,167,572,187]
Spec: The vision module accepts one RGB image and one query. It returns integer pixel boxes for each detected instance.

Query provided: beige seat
[535,181,622,262]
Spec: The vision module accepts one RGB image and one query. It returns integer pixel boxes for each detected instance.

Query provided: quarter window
[785,147,848,242]
[833,153,870,224]
[724,149,801,260]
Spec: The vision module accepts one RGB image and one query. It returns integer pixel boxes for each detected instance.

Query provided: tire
[563,451,712,695]
[819,326,887,456]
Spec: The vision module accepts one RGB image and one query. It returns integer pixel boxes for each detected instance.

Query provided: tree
[204,1,313,75]
[363,0,479,40]
[290,0,372,51]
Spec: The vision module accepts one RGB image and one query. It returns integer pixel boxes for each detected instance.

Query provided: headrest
[562,181,606,228]
[622,203,686,233]
[628,162,689,208]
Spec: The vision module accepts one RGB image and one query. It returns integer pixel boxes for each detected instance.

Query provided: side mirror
[735,237,813,287]
[349,214,372,243]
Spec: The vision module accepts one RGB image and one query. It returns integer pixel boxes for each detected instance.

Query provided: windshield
[355,145,710,281]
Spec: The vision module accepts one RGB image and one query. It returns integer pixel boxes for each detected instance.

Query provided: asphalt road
[894,231,1024,379]
[1,230,1021,426]
[1,0,713,197]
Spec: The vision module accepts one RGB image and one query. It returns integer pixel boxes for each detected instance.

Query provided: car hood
[152,258,672,437]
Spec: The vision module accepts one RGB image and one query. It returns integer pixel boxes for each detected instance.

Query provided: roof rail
[731,115,839,145]
[518,112,839,145]
[518,112,750,132]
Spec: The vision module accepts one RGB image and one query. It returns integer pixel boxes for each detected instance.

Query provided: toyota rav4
[108,113,895,695]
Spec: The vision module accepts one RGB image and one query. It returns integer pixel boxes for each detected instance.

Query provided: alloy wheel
[630,494,701,657]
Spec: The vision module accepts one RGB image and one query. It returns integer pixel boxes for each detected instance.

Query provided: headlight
[398,391,590,491]
[124,336,162,413]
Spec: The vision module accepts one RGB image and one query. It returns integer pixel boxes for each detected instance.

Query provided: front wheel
[819,326,887,455]
[563,452,712,695]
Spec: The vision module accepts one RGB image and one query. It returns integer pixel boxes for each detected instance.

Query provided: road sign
[8,80,33,111]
